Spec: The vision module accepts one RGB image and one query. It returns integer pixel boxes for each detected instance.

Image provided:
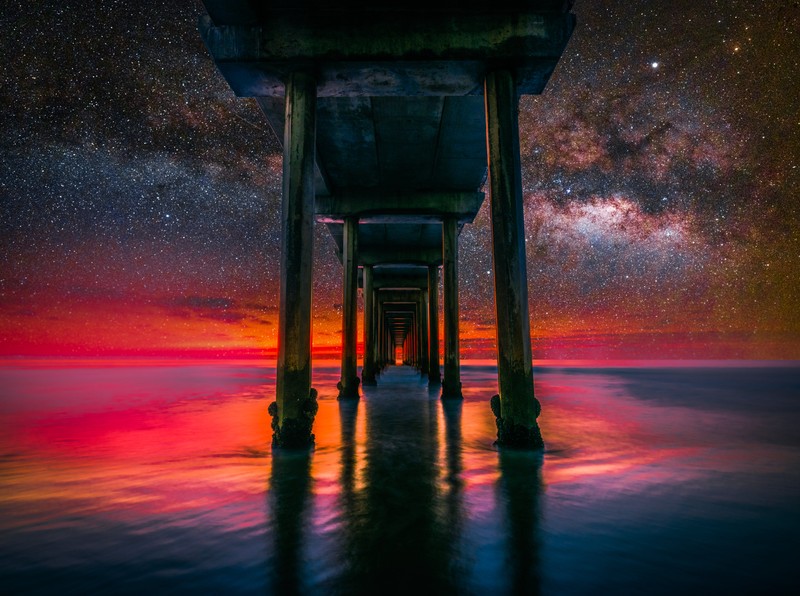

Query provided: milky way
[1,0,798,358]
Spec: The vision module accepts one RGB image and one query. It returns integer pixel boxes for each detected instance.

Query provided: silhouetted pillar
[362,265,377,385]
[376,302,382,369]
[385,309,392,367]
[485,69,543,448]
[428,265,441,384]
[406,317,417,366]
[379,305,386,369]
[389,321,394,365]
[442,217,462,398]
[380,307,386,367]
[408,321,414,365]
[419,292,429,376]
[271,71,318,448]
[404,317,410,365]
[339,216,360,399]
[413,313,417,365]
[412,312,419,367]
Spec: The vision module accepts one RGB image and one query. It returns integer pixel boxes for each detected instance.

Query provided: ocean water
[1,360,799,594]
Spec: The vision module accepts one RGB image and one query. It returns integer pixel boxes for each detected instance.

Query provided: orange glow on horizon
[2,289,798,360]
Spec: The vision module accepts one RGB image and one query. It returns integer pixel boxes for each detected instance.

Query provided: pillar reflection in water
[497,449,543,595]
[440,398,466,578]
[338,398,360,507]
[336,372,464,594]
[268,370,541,593]
[268,450,313,596]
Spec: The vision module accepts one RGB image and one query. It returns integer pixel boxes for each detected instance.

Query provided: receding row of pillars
[269,68,543,449]
[341,259,457,396]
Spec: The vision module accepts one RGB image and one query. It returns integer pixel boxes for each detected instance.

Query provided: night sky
[1,0,798,359]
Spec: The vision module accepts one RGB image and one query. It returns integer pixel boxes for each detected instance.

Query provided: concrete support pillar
[406,323,412,365]
[391,327,395,365]
[362,265,377,385]
[338,217,360,399]
[376,302,382,370]
[412,312,419,367]
[428,265,441,384]
[379,305,386,369]
[385,311,391,367]
[380,308,386,367]
[407,323,412,365]
[485,69,543,449]
[412,316,417,366]
[270,71,318,448]
[442,217,463,398]
[383,308,389,367]
[419,292,429,376]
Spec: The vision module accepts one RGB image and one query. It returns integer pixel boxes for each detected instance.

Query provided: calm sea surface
[1,360,799,594]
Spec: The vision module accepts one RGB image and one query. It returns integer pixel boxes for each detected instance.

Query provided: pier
[198,0,575,448]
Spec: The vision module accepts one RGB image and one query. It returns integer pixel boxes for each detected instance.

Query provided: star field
[1,0,798,358]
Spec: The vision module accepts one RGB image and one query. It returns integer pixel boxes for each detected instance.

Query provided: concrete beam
[358,247,442,266]
[377,289,423,303]
[315,190,484,224]
[357,265,431,288]
[372,275,429,290]
[202,1,574,26]
[199,10,575,96]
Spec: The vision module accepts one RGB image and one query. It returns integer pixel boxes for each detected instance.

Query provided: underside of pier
[199,0,575,448]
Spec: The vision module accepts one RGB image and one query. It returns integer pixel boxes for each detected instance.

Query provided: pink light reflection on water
[0,360,790,520]
[1,359,798,593]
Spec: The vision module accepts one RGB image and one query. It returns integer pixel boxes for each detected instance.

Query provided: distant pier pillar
[442,217,463,398]
[413,313,418,367]
[379,305,386,368]
[419,291,429,376]
[362,265,377,385]
[406,315,417,367]
[485,69,543,449]
[272,71,318,448]
[428,265,441,384]
[379,304,386,369]
[338,216,360,399]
